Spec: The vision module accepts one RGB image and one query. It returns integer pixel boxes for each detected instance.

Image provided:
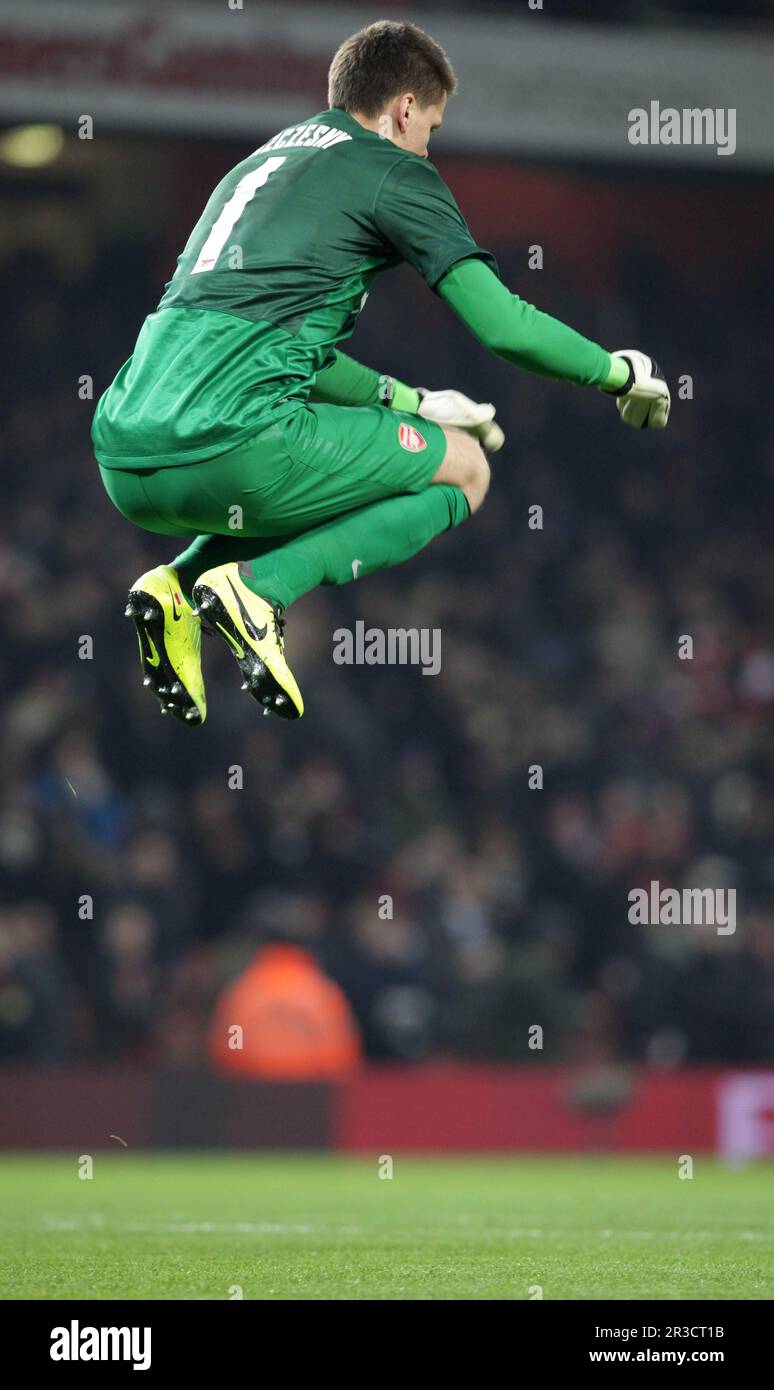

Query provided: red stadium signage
[0,2,771,164]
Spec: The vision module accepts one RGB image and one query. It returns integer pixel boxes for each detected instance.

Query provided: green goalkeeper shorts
[98,402,448,538]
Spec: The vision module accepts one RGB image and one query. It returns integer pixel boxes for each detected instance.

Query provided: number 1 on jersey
[191,156,286,275]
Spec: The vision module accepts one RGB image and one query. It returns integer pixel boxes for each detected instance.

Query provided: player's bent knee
[432,429,490,512]
[455,437,490,514]
[465,450,491,514]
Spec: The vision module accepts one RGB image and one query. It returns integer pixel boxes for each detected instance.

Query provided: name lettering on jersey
[254,124,351,156]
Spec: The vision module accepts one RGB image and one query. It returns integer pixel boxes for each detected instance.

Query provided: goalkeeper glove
[601,349,671,430]
[415,387,505,453]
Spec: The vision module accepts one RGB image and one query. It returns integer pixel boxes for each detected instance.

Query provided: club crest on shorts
[398,422,427,452]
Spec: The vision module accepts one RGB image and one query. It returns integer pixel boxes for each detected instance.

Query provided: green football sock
[238,484,469,610]
[170,534,288,603]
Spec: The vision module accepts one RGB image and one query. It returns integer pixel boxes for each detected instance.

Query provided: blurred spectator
[209,944,362,1079]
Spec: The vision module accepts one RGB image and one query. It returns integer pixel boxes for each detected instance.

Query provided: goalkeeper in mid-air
[92,19,670,727]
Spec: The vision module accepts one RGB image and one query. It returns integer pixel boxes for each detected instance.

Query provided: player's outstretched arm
[437,257,670,430]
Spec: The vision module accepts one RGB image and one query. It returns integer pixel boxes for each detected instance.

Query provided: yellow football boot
[192,562,303,720]
[124,564,206,725]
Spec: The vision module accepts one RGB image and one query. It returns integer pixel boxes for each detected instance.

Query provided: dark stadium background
[1,0,773,1155]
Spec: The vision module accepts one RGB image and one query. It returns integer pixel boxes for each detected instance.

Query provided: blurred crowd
[1,179,773,1071]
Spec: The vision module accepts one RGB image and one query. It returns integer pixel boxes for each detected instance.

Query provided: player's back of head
[328,19,457,118]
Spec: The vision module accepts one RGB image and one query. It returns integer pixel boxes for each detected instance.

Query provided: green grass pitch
[1,1154,772,1300]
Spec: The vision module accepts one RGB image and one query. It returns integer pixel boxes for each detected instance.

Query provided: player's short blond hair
[328,20,457,118]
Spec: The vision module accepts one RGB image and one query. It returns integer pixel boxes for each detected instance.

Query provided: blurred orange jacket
[209,944,362,1079]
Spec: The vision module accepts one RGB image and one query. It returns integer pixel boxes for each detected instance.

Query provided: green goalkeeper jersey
[92,107,498,469]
